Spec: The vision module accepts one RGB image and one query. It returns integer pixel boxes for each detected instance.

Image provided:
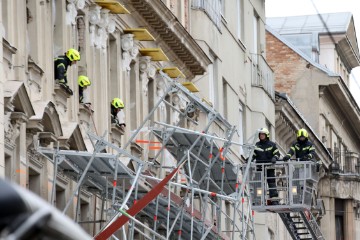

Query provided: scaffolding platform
[153,129,238,195]
[38,148,133,193]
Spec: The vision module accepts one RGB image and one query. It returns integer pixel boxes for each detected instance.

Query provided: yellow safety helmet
[297,128,308,138]
[111,98,124,109]
[66,48,80,62]
[258,128,270,138]
[78,75,91,87]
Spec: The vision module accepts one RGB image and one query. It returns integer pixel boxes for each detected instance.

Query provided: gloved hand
[283,155,290,161]
[271,157,277,164]
[306,154,313,160]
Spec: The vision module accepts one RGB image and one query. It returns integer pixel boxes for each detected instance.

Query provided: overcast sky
[265,0,360,105]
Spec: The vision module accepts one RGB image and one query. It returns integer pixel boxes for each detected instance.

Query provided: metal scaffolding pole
[63,132,107,214]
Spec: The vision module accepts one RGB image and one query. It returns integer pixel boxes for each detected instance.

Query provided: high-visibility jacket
[253,139,280,163]
[54,55,71,84]
[286,140,315,160]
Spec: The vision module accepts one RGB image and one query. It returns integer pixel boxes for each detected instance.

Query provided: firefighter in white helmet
[252,128,280,204]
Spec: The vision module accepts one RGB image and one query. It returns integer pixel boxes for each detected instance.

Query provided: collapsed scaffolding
[37,71,258,240]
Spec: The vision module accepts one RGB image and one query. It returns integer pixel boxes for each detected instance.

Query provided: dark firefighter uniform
[54,55,72,85]
[253,132,280,198]
[285,141,315,161]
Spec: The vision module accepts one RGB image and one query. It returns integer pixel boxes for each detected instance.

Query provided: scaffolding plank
[41,150,132,191]
[153,130,237,195]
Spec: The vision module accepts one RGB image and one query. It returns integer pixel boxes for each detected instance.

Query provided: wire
[310,0,337,45]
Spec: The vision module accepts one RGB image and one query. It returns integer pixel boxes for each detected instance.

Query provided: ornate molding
[121,34,138,71]
[56,171,70,186]
[66,0,85,25]
[54,85,72,116]
[3,38,17,69]
[171,92,186,125]
[88,7,116,49]
[139,56,156,96]
[4,112,28,144]
[27,148,45,170]
[28,57,44,93]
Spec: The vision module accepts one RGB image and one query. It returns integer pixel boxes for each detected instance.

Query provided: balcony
[330,150,360,176]
[251,54,275,99]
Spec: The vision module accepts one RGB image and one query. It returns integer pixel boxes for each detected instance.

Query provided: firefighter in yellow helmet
[283,128,315,161]
[78,75,91,104]
[54,48,80,95]
[111,98,125,128]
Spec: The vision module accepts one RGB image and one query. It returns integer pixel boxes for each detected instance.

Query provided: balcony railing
[191,0,222,30]
[331,151,360,176]
[251,54,275,99]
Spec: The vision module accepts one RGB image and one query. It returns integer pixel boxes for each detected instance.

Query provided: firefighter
[54,48,80,94]
[253,128,280,203]
[78,75,91,104]
[283,128,315,161]
[111,98,126,128]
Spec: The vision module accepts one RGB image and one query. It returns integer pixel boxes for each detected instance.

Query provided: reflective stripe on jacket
[286,140,315,159]
[253,139,280,163]
[54,55,71,83]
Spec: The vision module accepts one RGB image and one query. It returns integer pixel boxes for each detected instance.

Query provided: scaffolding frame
[37,71,258,240]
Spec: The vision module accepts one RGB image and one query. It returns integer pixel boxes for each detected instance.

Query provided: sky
[265,0,360,105]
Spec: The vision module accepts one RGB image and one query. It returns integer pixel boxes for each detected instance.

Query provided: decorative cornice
[129,0,211,78]
[38,132,58,146]
[56,172,70,186]
[4,81,35,117]
[28,148,45,169]
[130,142,143,156]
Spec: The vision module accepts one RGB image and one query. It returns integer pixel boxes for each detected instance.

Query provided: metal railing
[332,151,360,176]
[251,54,275,99]
[246,161,319,212]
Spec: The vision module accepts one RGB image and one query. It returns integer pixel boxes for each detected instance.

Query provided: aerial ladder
[245,160,325,240]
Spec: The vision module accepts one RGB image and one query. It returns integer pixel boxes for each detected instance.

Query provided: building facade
[267,13,360,240]
[0,0,284,239]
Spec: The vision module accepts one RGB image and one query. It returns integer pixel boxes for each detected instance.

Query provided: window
[28,168,41,196]
[253,13,260,60]
[130,62,137,129]
[266,120,271,137]
[80,201,90,233]
[208,52,218,108]
[2,0,10,40]
[239,103,245,155]
[335,199,344,240]
[225,201,231,236]
[237,0,244,40]
[221,0,225,17]
[192,0,222,29]
[109,36,119,103]
[55,186,66,210]
[5,154,11,180]
[148,79,155,122]
[222,79,228,118]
